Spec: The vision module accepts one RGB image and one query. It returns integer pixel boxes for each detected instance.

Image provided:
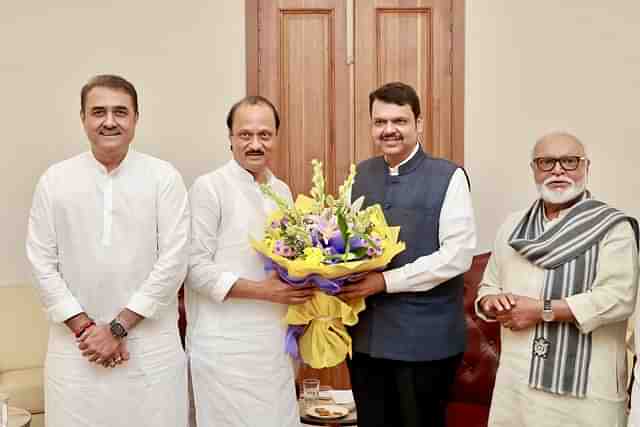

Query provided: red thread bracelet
[75,321,96,338]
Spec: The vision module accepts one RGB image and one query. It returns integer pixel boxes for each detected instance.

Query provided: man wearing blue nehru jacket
[340,82,477,427]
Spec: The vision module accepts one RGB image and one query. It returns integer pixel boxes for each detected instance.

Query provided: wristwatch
[541,299,555,322]
[109,318,128,339]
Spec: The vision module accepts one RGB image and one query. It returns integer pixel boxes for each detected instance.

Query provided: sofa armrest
[449,253,500,408]
[0,367,45,414]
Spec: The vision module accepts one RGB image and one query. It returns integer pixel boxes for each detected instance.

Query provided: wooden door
[354,0,456,163]
[246,0,464,390]
[250,0,352,198]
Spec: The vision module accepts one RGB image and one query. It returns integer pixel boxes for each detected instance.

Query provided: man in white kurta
[475,132,638,427]
[26,75,189,427]
[186,96,313,427]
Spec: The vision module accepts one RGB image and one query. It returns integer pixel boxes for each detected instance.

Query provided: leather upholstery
[447,253,499,427]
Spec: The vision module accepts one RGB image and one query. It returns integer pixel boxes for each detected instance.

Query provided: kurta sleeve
[474,220,507,322]
[185,175,239,303]
[26,174,84,323]
[125,167,190,319]
[565,220,639,334]
[383,168,477,293]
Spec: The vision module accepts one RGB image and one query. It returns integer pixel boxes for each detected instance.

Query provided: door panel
[355,0,452,162]
[259,0,351,197]
[281,11,335,196]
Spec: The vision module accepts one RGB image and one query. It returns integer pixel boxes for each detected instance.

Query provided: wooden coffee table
[8,407,31,427]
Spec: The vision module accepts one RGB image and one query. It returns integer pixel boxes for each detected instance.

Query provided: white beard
[536,176,587,204]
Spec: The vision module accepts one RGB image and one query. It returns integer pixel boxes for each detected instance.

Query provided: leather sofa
[0,284,48,427]
[447,252,498,427]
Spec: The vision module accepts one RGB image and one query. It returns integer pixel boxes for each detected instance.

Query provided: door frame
[244,0,465,166]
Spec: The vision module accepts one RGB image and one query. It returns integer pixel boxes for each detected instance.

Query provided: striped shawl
[509,197,638,397]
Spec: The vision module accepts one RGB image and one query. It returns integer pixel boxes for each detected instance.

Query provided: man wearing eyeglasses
[185,96,314,427]
[475,131,639,426]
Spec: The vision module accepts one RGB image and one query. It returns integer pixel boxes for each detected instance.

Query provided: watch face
[110,321,126,338]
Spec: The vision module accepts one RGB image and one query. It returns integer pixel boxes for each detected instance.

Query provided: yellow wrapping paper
[286,292,366,369]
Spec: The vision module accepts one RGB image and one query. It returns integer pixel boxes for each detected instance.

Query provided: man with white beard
[475,131,639,427]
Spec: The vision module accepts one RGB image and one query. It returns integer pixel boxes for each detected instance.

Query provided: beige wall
[465,0,640,252]
[4,1,640,285]
[0,1,245,286]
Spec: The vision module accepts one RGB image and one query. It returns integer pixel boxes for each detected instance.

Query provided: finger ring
[115,357,122,364]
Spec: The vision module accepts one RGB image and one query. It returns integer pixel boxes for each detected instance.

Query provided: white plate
[306,404,349,419]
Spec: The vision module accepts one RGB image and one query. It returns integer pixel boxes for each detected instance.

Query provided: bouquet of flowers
[251,160,405,368]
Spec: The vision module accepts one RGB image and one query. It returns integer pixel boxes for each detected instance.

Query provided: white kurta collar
[228,159,275,186]
[87,147,135,176]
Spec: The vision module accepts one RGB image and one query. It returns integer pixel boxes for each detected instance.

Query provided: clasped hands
[479,293,542,331]
[76,324,130,369]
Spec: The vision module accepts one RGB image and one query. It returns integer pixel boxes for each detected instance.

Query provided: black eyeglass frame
[531,156,589,172]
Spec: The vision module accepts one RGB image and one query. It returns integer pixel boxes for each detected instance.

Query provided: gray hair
[531,131,587,159]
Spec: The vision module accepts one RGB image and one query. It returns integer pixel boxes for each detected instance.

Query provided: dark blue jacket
[350,148,467,361]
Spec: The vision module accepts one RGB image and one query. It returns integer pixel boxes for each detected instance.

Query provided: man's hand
[105,340,131,368]
[495,295,542,331]
[479,293,517,318]
[260,271,316,305]
[77,324,121,366]
[339,271,386,301]
[65,312,93,336]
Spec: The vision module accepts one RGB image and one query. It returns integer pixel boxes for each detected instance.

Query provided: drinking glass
[302,378,320,408]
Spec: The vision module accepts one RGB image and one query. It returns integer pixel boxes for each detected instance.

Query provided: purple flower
[324,247,336,256]
[274,240,288,256]
[282,246,294,258]
[308,211,339,243]
[310,229,320,246]
[351,237,366,249]
[328,234,366,254]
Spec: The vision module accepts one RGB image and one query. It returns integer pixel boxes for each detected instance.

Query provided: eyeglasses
[231,130,274,142]
[532,156,588,172]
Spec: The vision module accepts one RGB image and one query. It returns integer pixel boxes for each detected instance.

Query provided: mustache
[245,149,265,155]
[543,176,574,186]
